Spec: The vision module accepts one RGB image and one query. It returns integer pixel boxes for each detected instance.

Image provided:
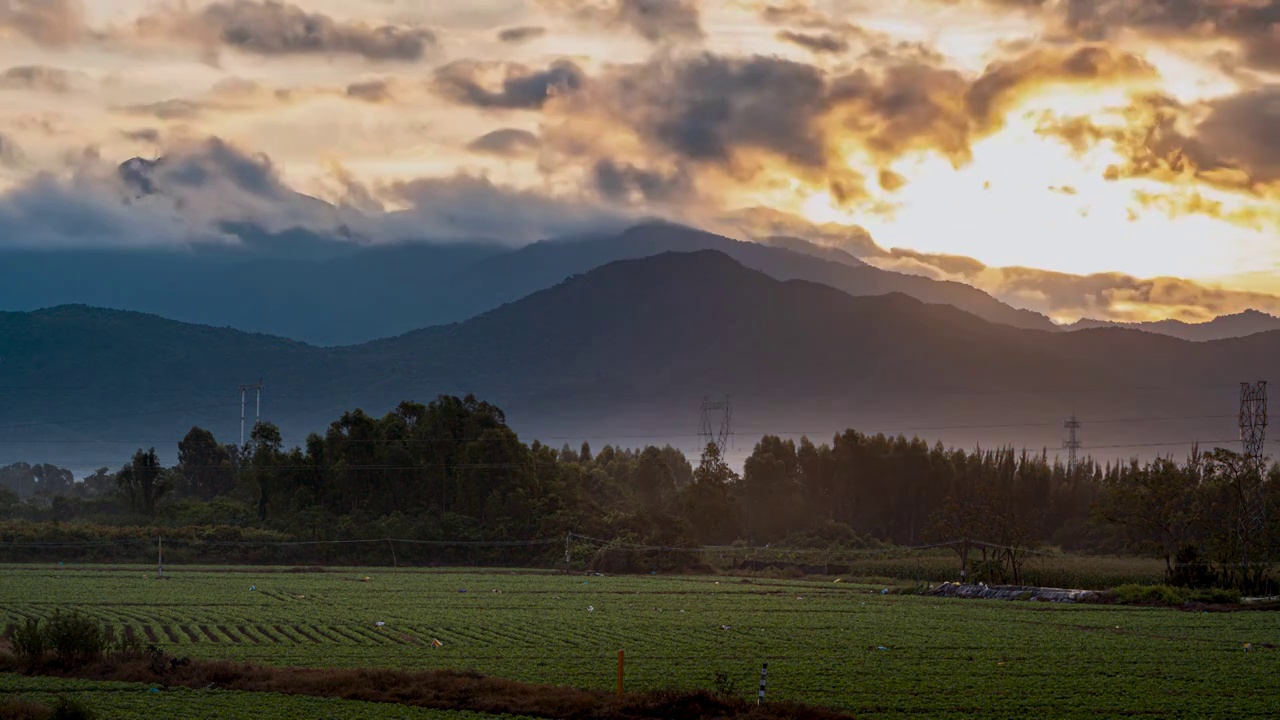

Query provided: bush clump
[1109,584,1242,606]
[5,611,108,669]
[51,697,97,720]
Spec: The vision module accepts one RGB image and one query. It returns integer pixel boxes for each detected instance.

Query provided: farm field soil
[1,566,1276,718]
[0,674,532,719]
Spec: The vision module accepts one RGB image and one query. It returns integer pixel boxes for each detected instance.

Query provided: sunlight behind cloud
[810,105,1268,280]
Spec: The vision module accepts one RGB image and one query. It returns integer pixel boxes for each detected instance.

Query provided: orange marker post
[617,650,625,696]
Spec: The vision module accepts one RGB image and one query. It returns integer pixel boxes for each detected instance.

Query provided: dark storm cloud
[434,59,586,110]
[0,65,73,93]
[777,30,849,54]
[593,53,831,169]
[592,159,695,203]
[497,26,546,43]
[615,0,704,42]
[140,0,438,62]
[1194,86,1280,185]
[966,0,1280,72]
[547,44,1154,203]
[466,128,542,156]
[540,0,704,43]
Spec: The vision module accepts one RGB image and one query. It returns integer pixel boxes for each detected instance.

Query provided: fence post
[758,662,768,705]
[566,533,572,573]
[156,536,163,579]
[617,650,625,696]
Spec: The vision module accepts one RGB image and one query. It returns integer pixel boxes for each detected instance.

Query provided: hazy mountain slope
[441,223,1058,332]
[1067,310,1280,342]
[0,222,1054,344]
[0,251,1269,472]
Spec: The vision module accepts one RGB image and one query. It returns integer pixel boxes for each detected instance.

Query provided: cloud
[964,45,1157,130]
[777,30,849,54]
[122,128,162,144]
[540,0,704,43]
[1036,88,1280,207]
[466,128,542,156]
[0,65,73,93]
[116,78,374,121]
[0,133,24,168]
[862,244,1280,323]
[497,26,546,43]
[0,0,84,46]
[534,44,1153,208]
[592,159,695,204]
[346,80,392,103]
[0,136,362,250]
[372,173,632,244]
[136,0,438,62]
[963,0,1280,72]
[433,59,586,110]
[1056,0,1280,72]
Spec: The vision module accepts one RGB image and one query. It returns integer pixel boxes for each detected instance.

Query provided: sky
[2,0,1280,323]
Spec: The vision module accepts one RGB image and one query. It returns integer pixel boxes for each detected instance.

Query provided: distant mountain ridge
[0,251,1270,473]
[0,221,1055,344]
[1066,310,1280,342]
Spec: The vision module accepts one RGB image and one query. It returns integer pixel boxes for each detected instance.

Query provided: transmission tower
[239,379,264,446]
[1063,413,1082,473]
[1239,381,1268,534]
[698,395,733,457]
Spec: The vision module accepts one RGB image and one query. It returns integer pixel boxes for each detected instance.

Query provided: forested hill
[0,250,1274,472]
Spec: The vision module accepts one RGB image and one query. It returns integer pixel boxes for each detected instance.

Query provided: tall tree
[177,426,233,499]
[117,448,169,516]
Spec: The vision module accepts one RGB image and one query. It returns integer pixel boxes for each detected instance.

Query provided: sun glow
[797,85,1274,281]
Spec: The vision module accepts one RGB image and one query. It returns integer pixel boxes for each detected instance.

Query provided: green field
[1,565,1276,718]
[0,674,529,720]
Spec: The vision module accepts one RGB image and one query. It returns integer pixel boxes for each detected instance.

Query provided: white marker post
[758,662,768,705]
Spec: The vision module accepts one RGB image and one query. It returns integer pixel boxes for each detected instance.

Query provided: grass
[0,674,531,719]
[828,551,1167,589]
[0,565,1276,718]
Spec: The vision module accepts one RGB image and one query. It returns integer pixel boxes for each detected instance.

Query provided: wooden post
[617,650,624,696]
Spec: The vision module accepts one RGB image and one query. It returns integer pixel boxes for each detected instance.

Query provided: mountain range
[0,249,1269,474]
[0,219,1058,345]
[1066,310,1280,342]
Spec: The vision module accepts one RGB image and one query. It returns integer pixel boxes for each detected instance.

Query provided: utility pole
[698,395,733,457]
[1063,412,1081,473]
[239,379,264,446]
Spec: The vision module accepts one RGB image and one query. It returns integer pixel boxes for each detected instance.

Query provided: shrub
[1112,584,1188,605]
[43,610,107,668]
[0,698,53,720]
[51,697,96,720]
[9,617,47,667]
[1189,587,1242,604]
[111,633,146,660]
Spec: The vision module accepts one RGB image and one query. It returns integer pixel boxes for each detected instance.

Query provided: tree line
[2,394,1276,590]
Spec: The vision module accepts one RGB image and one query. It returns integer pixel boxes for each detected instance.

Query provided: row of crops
[1,566,1275,717]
